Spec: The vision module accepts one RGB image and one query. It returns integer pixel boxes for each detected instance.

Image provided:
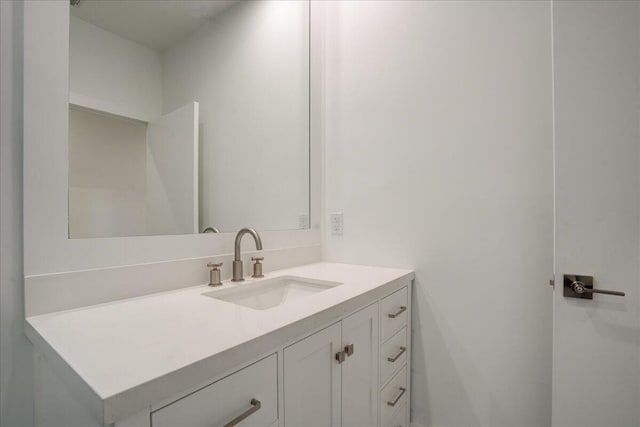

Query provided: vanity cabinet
[284,303,379,427]
[146,296,402,427]
[30,271,412,427]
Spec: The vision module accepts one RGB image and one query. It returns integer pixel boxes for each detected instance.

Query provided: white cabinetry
[380,327,407,385]
[380,287,408,341]
[34,281,412,427]
[341,304,380,427]
[380,366,408,427]
[283,323,343,427]
[378,287,410,427]
[284,303,379,427]
[152,354,278,427]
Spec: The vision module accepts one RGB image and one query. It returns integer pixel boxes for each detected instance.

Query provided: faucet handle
[251,257,264,278]
[207,262,223,286]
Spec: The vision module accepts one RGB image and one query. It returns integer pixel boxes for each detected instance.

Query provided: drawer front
[152,354,278,427]
[387,401,408,427]
[380,366,408,427]
[380,326,408,385]
[380,287,408,342]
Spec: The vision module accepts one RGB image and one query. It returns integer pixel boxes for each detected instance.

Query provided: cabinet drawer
[380,366,407,427]
[380,326,408,385]
[152,354,278,427]
[380,287,408,342]
[387,401,408,427]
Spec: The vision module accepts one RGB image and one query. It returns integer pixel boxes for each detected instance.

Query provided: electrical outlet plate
[298,213,309,230]
[330,212,343,235]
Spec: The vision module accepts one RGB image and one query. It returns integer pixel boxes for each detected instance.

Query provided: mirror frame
[23,0,323,276]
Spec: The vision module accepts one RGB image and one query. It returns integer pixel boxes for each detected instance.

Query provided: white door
[341,304,379,427]
[146,102,199,235]
[552,1,640,426]
[284,323,342,427]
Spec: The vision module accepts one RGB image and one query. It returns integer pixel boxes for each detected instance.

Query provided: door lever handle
[571,281,625,297]
[563,274,625,299]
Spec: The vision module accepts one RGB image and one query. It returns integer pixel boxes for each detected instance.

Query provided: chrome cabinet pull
[344,344,354,357]
[223,398,261,427]
[386,387,406,407]
[387,346,407,363]
[388,306,407,319]
[563,274,625,300]
[335,351,346,364]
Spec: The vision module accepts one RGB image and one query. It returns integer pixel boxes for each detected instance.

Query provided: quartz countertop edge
[25,262,414,425]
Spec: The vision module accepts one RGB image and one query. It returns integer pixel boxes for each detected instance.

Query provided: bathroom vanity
[26,263,413,427]
[21,2,413,426]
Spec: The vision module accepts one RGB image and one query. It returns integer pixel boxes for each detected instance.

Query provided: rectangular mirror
[68,0,310,238]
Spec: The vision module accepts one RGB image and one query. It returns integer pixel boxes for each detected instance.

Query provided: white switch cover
[330,212,343,235]
[298,213,309,229]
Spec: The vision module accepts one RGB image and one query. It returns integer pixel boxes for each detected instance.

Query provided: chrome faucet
[232,228,263,281]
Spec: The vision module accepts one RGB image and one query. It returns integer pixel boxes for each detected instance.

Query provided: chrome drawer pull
[387,346,407,363]
[388,306,407,319]
[387,387,406,407]
[223,398,261,427]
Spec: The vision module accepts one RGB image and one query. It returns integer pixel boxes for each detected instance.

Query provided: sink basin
[203,276,342,310]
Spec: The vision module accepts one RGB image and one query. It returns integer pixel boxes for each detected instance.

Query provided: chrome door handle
[335,350,346,364]
[563,275,625,299]
[223,398,261,427]
[386,387,406,407]
[387,346,407,363]
[388,306,407,319]
[572,281,625,296]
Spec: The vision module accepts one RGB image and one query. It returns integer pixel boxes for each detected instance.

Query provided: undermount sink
[203,276,342,310]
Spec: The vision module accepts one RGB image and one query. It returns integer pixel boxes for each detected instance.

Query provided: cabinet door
[342,303,379,427]
[284,322,342,427]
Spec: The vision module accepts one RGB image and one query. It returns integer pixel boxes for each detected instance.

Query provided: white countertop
[26,262,413,424]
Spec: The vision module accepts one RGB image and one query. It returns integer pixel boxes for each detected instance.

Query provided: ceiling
[70,0,239,51]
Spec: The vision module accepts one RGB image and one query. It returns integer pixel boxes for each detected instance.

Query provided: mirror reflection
[68,0,310,238]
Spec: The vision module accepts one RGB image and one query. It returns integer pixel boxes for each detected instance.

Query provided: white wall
[0,1,34,426]
[322,2,553,426]
[69,16,162,122]
[162,0,309,232]
[8,3,555,427]
[68,107,148,238]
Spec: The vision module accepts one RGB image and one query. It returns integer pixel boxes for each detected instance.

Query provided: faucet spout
[232,227,263,281]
